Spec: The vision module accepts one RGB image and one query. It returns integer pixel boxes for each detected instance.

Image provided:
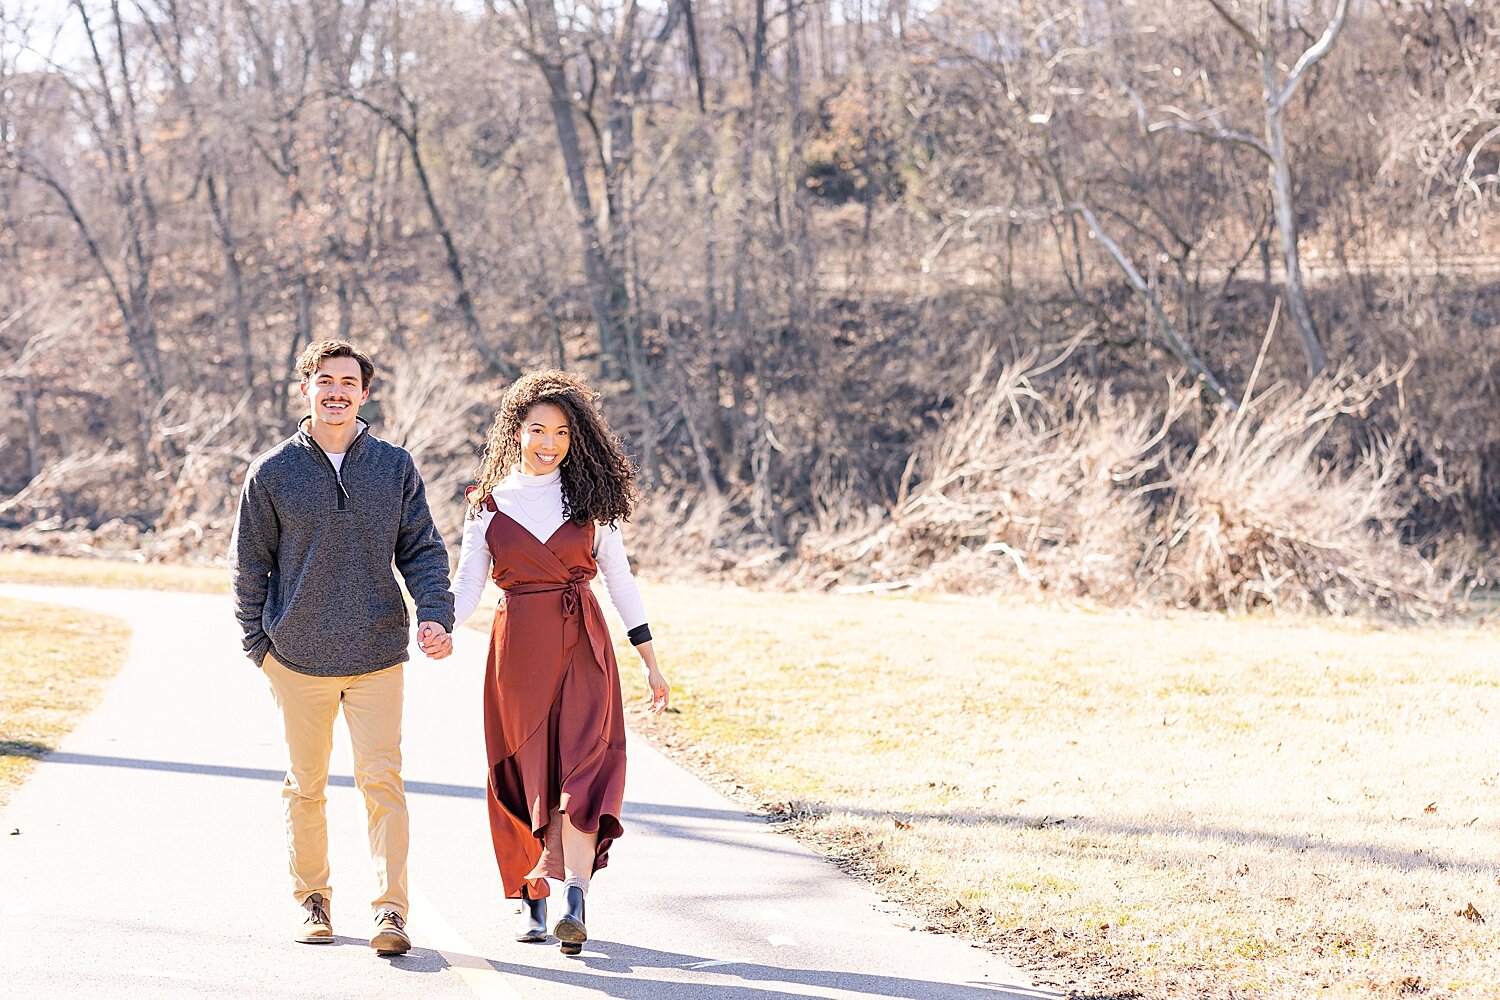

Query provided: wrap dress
[475,493,628,901]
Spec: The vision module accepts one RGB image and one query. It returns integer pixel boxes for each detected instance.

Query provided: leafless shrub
[1143,366,1454,618]
[0,447,134,521]
[376,344,494,547]
[629,485,761,579]
[799,348,1180,600]
[1378,3,1500,227]
[144,387,260,561]
[797,354,1456,618]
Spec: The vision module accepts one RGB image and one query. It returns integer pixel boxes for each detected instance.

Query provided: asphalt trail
[0,585,1056,1000]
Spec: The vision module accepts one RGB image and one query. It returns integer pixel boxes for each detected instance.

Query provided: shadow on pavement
[39,753,818,858]
[472,939,1058,1000]
[41,751,484,799]
[384,947,451,973]
[623,800,813,861]
[42,751,1469,873]
[1,739,50,758]
[622,801,762,823]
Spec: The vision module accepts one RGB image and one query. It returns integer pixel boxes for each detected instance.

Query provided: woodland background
[2,0,1497,616]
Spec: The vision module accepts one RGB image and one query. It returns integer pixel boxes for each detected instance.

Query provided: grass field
[5,554,1497,997]
[0,597,132,806]
[612,582,1500,1000]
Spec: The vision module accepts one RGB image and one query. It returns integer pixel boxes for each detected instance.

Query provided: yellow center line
[409,885,528,1000]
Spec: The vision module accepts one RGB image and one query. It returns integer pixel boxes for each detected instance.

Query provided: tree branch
[1146,118,1272,160]
[1275,0,1352,111]
[1204,0,1264,55]
[1065,202,1236,409]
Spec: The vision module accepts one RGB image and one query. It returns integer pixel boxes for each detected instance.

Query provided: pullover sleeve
[595,522,648,634]
[450,507,495,628]
[395,453,456,630]
[228,468,278,666]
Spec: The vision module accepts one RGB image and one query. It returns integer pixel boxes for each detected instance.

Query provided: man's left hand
[417,621,453,660]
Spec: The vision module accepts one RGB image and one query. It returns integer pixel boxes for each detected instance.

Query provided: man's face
[300,356,368,428]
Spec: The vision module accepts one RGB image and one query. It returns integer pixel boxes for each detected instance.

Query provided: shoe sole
[295,934,335,944]
[552,916,586,946]
[560,941,582,956]
[371,931,411,955]
[515,929,548,943]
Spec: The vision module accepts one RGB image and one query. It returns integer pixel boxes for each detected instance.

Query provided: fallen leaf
[8,828,17,836]
[1457,902,1485,923]
[1423,802,1437,814]
[893,817,911,830]
[1276,896,1296,905]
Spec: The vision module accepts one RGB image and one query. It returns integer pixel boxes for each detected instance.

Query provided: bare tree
[13,1,168,409]
[344,78,522,379]
[1186,0,1351,378]
[501,0,680,383]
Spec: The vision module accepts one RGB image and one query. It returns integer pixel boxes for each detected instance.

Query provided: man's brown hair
[295,340,375,389]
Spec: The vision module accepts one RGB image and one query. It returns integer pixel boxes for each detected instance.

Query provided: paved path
[0,585,1058,1000]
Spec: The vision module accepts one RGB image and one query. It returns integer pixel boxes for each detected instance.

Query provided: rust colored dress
[476,493,627,900]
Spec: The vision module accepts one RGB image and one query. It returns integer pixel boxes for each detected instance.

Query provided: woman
[450,369,670,955]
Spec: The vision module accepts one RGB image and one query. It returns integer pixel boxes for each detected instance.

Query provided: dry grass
[0,598,132,805]
[618,579,1500,1000]
[0,552,229,593]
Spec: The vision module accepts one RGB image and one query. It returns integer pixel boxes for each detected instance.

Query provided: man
[229,340,456,956]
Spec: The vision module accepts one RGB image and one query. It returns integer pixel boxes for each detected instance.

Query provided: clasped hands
[417,621,453,660]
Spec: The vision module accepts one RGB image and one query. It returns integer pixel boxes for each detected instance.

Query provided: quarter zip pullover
[229,417,455,676]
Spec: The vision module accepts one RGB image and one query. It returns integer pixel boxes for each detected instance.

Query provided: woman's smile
[518,402,571,476]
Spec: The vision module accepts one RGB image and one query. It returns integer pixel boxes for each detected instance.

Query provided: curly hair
[469,369,638,526]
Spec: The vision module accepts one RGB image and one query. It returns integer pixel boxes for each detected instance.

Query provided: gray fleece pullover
[229,417,456,676]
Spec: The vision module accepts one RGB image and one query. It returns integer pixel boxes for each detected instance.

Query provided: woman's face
[516,401,570,476]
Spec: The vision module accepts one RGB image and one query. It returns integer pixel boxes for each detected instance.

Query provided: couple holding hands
[229,340,669,958]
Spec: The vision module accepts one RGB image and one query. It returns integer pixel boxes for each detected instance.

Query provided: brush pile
[794,354,1456,618]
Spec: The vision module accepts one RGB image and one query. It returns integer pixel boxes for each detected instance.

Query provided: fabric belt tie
[502,578,610,673]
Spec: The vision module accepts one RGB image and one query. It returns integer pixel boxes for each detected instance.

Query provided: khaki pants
[263,653,409,918]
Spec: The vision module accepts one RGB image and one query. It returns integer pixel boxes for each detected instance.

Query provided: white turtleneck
[449,468,648,632]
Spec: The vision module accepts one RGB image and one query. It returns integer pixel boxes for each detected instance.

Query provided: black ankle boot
[553,884,587,954]
[515,886,547,943]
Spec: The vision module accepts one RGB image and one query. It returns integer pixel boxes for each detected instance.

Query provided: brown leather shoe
[370,909,411,955]
[296,893,333,944]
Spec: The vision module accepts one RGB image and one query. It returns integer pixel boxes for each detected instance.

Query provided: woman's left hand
[644,666,670,714]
